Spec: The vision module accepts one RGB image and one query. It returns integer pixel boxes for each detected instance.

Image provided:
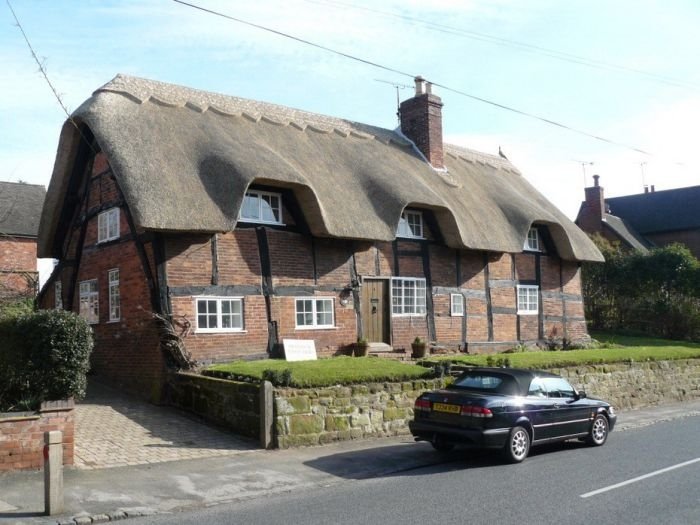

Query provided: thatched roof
[38,74,603,262]
[1,181,45,238]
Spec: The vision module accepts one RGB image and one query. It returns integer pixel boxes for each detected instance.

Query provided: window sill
[107,319,121,324]
[392,313,427,318]
[195,329,248,334]
[517,311,538,316]
[294,326,337,331]
[396,235,424,240]
[97,237,120,245]
[450,313,464,317]
[238,219,285,226]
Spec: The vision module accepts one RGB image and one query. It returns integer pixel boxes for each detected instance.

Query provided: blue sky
[3,0,700,224]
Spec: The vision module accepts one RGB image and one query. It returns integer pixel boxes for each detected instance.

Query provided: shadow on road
[303,439,592,479]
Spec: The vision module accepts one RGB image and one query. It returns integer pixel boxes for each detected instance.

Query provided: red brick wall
[39,153,165,400]
[0,237,37,297]
[646,229,700,260]
[0,402,73,472]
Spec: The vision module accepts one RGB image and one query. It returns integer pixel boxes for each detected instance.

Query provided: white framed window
[97,207,120,243]
[397,210,423,239]
[240,190,283,224]
[295,297,335,329]
[517,285,539,315]
[79,279,99,324]
[450,293,464,316]
[108,269,120,322]
[392,277,427,315]
[195,297,244,332]
[524,228,541,251]
[54,281,63,310]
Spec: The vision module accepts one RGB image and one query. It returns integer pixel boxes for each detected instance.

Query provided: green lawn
[422,331,700,370]
[204,332,700,387]
[205,356,436,387]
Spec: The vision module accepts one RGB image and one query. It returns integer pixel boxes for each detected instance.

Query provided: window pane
[242,193,260,219]
[208,314,218,328]
[261,194,276,222]
[198,315,208,328]
[197,301,206,314]
[221,301,231,314]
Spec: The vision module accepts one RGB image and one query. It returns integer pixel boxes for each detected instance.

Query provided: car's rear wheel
[585,414,609,446]
[503,426,530,463]
[431,437,455,452]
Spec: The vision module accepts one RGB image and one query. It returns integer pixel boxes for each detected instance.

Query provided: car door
[542,378,592,438]
[525,377,559,442]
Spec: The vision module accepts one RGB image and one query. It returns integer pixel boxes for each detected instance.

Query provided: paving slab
[73,382,257,469]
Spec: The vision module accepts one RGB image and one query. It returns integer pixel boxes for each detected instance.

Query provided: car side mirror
[575,390,587,400]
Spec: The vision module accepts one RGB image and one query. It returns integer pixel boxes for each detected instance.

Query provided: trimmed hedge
[0,309,93,412]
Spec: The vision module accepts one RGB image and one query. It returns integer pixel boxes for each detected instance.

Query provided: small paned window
[108,269,120,322]
[524,228,541,251]
[397,210,423,239]
[195,297,244,332]
[54,281,63,310]
[295,298,335,329]
[79,279,99,324]
[97,208,120,243]
[240,190,282,224]
[517,285,539,315]
[450,293,464,316]
[392,277,427,315]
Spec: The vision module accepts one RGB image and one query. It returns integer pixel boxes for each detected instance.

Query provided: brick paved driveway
[74,381,257,469]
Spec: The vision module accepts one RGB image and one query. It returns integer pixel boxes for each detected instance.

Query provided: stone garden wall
[550,359,700,410]
[273,379,445,448]
[166,372,261,439]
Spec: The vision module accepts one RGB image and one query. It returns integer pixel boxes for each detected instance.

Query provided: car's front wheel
[503,426,530,463]
[585,414,609,446]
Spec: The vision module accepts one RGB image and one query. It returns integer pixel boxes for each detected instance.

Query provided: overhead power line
[307,0,700,92]
[171,0,671,161]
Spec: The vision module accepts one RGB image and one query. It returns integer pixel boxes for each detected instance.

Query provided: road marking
[580,457,700,498]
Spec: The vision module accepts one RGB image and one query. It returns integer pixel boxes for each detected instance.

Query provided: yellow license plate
[433,403,460,414]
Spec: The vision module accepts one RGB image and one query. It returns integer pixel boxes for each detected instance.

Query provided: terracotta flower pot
[411,343,427,359]
[354,343,369,357]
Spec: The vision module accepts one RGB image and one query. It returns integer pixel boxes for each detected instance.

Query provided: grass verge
[205,356,436,387]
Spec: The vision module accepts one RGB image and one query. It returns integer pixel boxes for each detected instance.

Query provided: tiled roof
[0,181,46,238]
[606,186,700,234]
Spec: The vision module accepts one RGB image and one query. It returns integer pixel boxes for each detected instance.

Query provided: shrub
[0,309,93,412]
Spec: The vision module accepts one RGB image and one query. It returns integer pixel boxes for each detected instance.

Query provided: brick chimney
[399,76,444,169]
[578,174,606,233]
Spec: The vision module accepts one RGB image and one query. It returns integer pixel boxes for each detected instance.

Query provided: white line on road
[580,457,700,498]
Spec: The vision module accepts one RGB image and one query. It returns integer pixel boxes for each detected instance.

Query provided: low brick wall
[166,372,261,439]
[273,379,445,448]
[0,400,74,472]
[551,359,700,410]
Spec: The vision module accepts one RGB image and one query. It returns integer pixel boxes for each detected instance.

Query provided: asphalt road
[128,416,700,525]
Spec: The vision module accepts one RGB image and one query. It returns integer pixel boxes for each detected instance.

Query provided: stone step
[367,342,393,353]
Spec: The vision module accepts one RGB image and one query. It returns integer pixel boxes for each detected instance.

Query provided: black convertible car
[409,367,616,463]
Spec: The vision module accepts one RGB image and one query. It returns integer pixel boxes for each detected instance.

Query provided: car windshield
[451,373,519,395]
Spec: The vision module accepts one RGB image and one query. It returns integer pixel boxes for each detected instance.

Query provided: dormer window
[240,190,283,224]
[397,210,423,239]
[524,227,541,252]
[97,207,120,243]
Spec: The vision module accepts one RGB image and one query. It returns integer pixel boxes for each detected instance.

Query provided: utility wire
[172,0,665,160]
[6,0,97,154]
[307,0,700,92]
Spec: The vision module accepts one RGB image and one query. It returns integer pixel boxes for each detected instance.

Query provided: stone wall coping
[175,371,261,389]
[39,398,75,413]
[0,412,40,423]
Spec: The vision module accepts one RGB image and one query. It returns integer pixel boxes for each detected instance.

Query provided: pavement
[1,399,699,525]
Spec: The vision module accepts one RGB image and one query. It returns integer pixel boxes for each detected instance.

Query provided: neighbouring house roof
[605,186,700,234]
[39,74,603,262]
[602,213,652,254]
[0,181,46,238]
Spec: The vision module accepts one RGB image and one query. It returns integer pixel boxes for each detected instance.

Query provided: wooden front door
[360,279,390,343]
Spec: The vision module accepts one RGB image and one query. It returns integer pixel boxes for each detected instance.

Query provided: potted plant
[411,336,428,358]
[354,337,369,357]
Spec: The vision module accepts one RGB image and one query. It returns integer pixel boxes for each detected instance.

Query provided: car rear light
[460,406,493,418]
[415,398,431,411]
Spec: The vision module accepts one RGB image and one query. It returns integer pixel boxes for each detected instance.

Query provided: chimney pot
[644,185,649,193]
[593,174,600,187]
[651,185,655,193]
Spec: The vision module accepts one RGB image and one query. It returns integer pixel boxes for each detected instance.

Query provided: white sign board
[283,339,317,362]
